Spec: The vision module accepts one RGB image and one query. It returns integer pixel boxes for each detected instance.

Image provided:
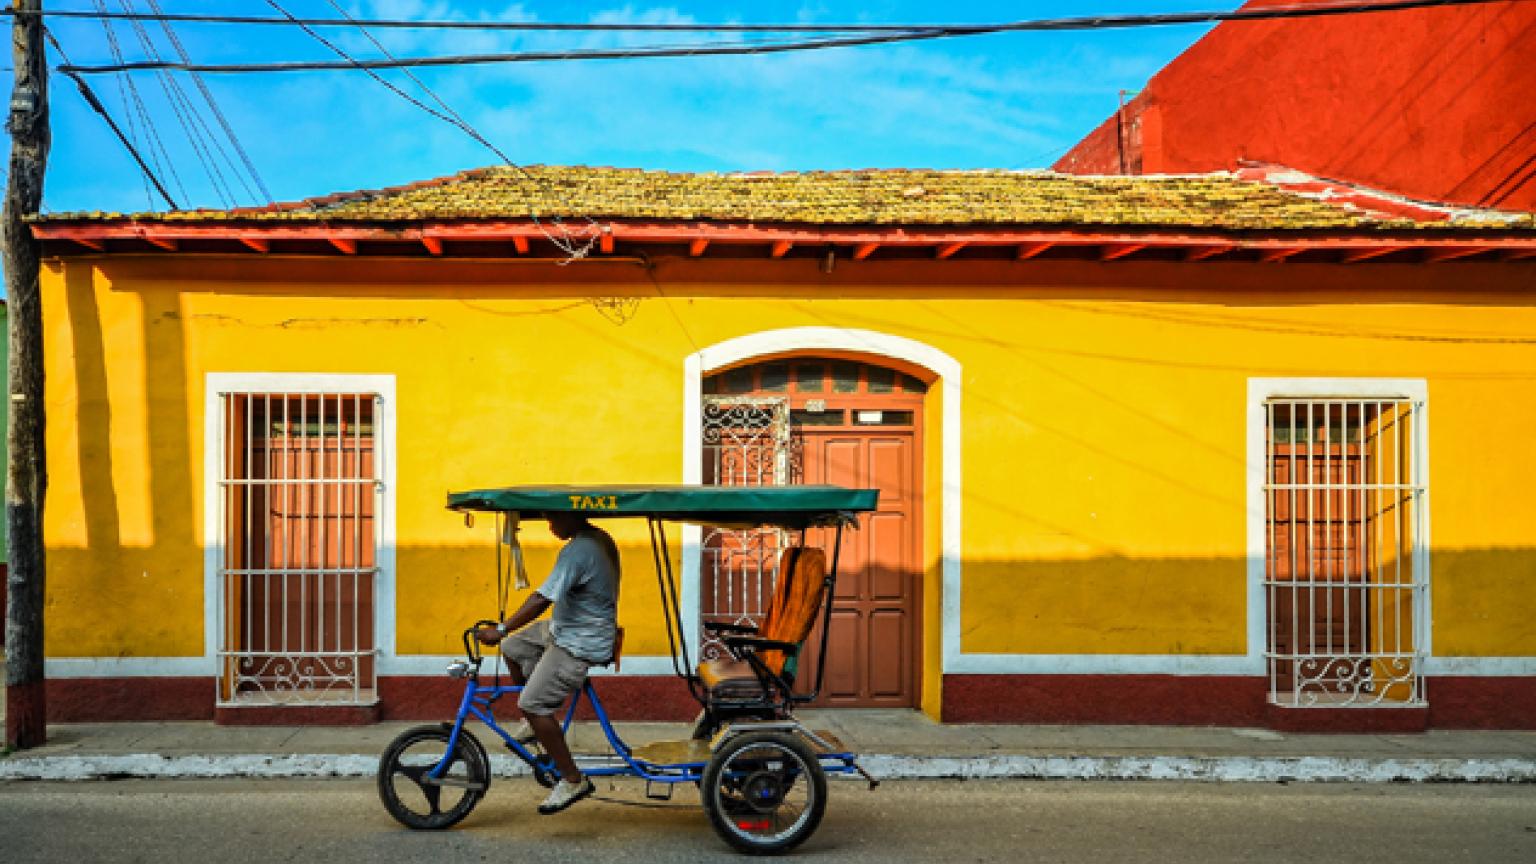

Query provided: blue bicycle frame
[428,666,865,786]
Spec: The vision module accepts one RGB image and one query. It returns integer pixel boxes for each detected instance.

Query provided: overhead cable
[50,0,1520,74]
[91,0,163,208]
[44,30,180,209]
[16,0,1523,33]
[264,0,599,258]
[113,1,239,206]
[146,0,273,203]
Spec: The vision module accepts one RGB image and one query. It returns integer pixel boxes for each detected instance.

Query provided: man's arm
[475,592,552,645]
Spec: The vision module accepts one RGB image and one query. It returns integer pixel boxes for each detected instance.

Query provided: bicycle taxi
[377,483,882,854]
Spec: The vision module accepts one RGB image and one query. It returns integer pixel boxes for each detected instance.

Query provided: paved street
[3,778,1534,863]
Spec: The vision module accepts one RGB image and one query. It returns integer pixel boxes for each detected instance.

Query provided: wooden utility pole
[4,0,49,750]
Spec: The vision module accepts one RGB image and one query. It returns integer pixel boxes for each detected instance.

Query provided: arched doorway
[701,356,925,708]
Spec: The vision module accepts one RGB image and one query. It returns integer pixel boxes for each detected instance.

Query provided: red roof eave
[28,219,1536,263]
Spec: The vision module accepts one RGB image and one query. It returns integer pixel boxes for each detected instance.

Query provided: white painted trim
[45,654,1534,680]
[201,373,399,682]
[945,653,1257,676]
[682,327,963,677]
[1424,657,1536,677]
[1246,378,1437,680]
[378,655,678,677]
[46,657,217,678]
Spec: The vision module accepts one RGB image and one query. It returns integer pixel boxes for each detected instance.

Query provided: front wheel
[377,724,491,830]
[701,731,827,855]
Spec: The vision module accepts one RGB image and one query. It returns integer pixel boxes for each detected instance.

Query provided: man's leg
[525,712,580,780]
[518,644,597,812]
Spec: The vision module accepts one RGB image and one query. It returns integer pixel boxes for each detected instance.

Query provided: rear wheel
[377,724,491,830]
[701,731,827,855]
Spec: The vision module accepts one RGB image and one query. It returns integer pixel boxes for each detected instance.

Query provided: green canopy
[446,484,878,527]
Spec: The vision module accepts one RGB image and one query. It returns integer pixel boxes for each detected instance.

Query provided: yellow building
[32,166,1536,729]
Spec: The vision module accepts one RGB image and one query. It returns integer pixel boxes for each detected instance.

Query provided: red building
[1054,0,1536,210]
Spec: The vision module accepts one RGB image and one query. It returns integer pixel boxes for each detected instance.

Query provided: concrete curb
[4,753,1536,783]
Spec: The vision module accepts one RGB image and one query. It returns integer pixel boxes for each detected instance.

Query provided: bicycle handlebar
[462,619,502,663]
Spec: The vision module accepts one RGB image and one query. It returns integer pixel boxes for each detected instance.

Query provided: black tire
[377,724,491,830]
[701,731,827,855]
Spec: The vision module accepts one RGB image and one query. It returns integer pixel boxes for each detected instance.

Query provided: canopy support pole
[808,520,846,699]
[648,517,703,705]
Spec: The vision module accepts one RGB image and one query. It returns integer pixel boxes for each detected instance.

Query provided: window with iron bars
[217,392,380,706]
[1264,398,1427,707]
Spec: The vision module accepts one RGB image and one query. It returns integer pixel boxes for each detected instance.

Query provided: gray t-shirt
[537,527,620,663]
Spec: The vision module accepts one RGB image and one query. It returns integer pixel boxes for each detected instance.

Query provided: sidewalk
[5,709,1536,783]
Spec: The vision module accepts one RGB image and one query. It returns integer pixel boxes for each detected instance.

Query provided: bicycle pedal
[644,780,674,801]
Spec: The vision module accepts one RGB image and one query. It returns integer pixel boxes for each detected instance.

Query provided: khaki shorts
[499,620,593,716]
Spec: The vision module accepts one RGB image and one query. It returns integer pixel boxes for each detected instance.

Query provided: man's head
[545,511,591,540]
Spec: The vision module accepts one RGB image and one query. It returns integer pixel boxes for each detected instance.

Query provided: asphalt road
[3,778,1535,863]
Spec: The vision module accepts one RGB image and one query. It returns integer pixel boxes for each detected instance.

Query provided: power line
[145,0,273,204]
[43,30,180,209]
[48,0,1522,74]
[14,0,1524,33]
[264,0,600,258]
[91,0,157,208]
[113,2,238,207]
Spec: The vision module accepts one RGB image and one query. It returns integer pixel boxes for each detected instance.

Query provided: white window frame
[1247,378,1432,691]
[203,372,398,680]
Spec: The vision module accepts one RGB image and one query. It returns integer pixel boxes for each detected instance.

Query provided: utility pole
[4,0,49,750]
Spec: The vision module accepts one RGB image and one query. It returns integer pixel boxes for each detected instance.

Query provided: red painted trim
[1339,246,1399,264]
[239,237,269,253]
[1259,247,1302,263]
[942,674,1267,726]
[1184,244,1234,261]
[421,237,443,256]
[770,240,792,258]
[377,675,699,722]
[29,220,1536,263]
[1100,243,1149,261]
[689,238,709,257]
[47,677,212,722]
[1428,677,1536,729]
[936,241,966,259]
[1263,703,1427,734]
[34,674,1536,729]
[1423,247,1483,263]
[942,674,1536,730]
[215,703,380,726]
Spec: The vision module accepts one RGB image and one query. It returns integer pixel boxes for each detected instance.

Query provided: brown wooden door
[799,429,922,707]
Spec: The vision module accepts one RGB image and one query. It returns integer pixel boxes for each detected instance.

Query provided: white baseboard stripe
[41,655,1536,678]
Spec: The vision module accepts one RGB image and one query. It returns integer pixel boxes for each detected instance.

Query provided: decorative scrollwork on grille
[226,653,371,705]
[699,525,786,661]
[1289,655,1418,707]
[699,395,797,660]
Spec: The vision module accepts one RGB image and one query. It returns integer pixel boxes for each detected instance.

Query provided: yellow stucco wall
[41,256,1536,681]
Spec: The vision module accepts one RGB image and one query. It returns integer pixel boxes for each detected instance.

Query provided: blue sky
[32,1,1227,214]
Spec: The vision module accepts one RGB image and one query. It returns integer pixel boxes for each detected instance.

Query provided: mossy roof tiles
[39,165,1536,230]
